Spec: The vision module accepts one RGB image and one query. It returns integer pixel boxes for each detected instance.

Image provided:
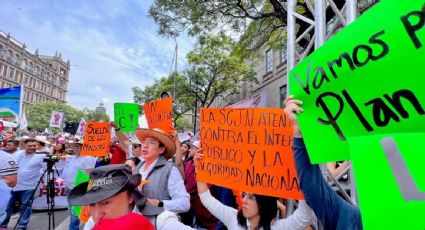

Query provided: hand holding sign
[289,1,425,163]
[196,108,302,199]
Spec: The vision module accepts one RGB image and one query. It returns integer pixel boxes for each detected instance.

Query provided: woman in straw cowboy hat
[134,128,190,227]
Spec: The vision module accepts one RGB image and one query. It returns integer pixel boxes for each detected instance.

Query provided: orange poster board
[143,97,174,134]
[197,108,303,199]
[81,122,111,157]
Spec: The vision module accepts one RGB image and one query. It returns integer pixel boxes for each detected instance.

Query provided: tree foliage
[149,0,348,55]
[186,34,256,108]
[133,34,256,131]
[82,108,111,122]
[26,102,110,131]
[132,72,194,131]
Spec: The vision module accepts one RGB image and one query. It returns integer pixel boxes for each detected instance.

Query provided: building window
[7,67,14,79]
[21,59,27,69]
[0,45,3,56]
[22,74,29,85]
[280,45,287,63]
[14,54,20,65]
[35,80,40,90]
[279,85,287,108]
[6,50,12,63]
[265,50,273,74]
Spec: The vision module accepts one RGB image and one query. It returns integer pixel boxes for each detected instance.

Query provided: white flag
[49,111,64,128]
[19,113,28,130]
[75,117,86,137]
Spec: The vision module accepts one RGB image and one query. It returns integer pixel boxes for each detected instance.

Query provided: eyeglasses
[241,192,256,201]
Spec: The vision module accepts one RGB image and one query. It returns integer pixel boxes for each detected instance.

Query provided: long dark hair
[237,194,277,230]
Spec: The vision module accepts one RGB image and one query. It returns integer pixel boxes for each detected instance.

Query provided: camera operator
[62,139,97,230]
[0,138,46,230]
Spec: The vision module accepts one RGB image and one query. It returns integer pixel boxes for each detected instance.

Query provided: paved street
[5,209,69,230]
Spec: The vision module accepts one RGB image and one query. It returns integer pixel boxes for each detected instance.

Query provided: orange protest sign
[81,122,111,157]
[143,97,174,134]
[79,205,90,223]
[197,108,303,199]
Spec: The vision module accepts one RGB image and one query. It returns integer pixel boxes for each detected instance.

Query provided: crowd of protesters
[0,96,364,230]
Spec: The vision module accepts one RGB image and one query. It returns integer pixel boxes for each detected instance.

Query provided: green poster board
[114,103,139,132]
[71,170,90,216]
[348,133,425,229]
[289,1,425,163]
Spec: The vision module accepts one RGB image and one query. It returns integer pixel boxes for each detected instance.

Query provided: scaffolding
[285,0,377,227]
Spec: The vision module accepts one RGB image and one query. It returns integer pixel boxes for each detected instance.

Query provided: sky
[0,0,194,117]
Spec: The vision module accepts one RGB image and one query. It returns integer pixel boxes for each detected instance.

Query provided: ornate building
[0,29,70,111]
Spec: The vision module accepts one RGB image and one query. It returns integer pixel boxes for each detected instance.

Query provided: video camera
[36,152,60,164]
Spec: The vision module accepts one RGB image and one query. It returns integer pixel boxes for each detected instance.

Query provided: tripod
[13,158,58,230]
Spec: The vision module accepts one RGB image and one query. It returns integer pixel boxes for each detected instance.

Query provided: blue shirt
[293,138,363,230]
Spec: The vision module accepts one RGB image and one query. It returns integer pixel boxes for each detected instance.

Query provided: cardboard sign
[72,170,91,223]
[289,1,425,163]
[197,108,303,199]
[348,133,425,229]
[81,122,111,157]
[49,111,65,128]
[114,103,139,132]
[143,98,174,134]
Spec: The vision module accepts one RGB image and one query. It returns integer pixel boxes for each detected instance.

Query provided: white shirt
[199,190,315,230]
[83,211,193,230]
[139,160,190,213]
[13,150,46,191]
[62,155,97,189]
[0,151,18,177]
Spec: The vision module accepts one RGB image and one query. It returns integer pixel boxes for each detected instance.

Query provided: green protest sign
[114,103,139,132]
[71,170,90,217]
[348,133,425,229]
[289,1,425,163]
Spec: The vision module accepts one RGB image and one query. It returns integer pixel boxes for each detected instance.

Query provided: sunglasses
[132,144,142,148]
[241,192,256,201]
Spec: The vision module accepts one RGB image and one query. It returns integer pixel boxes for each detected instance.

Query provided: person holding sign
[194,151,314,230]
[134,128,190,226]
[284,96,363,230]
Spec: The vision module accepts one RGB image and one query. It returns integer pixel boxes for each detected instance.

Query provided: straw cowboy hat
[135,128,176,160]
[35,135,50,145]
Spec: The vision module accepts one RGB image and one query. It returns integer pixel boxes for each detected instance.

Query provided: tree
[82,108,110,122]
[149,0,347,53]
[186,34,257,108]
[132,72,195,131]
[26,102,85,132]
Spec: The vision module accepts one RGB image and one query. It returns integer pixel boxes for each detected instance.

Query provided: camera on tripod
[35,152,60,164]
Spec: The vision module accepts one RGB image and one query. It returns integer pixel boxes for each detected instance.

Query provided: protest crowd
[0,94,368,230]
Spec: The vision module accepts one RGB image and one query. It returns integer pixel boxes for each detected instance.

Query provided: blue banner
[0,86,22,121]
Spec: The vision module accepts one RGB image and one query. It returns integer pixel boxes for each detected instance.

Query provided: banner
[49,111,65,128]
[288,1,425,163]
[226,91,267,108]
[114,103,139,132]
[75,117,87,138]
[81,122,111,157]
[348,133,425,229]
[143,98,174,134]
[0,86,22,121]
[197,108,303,199]
[19,112,28,130]
[32,176,68,210]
